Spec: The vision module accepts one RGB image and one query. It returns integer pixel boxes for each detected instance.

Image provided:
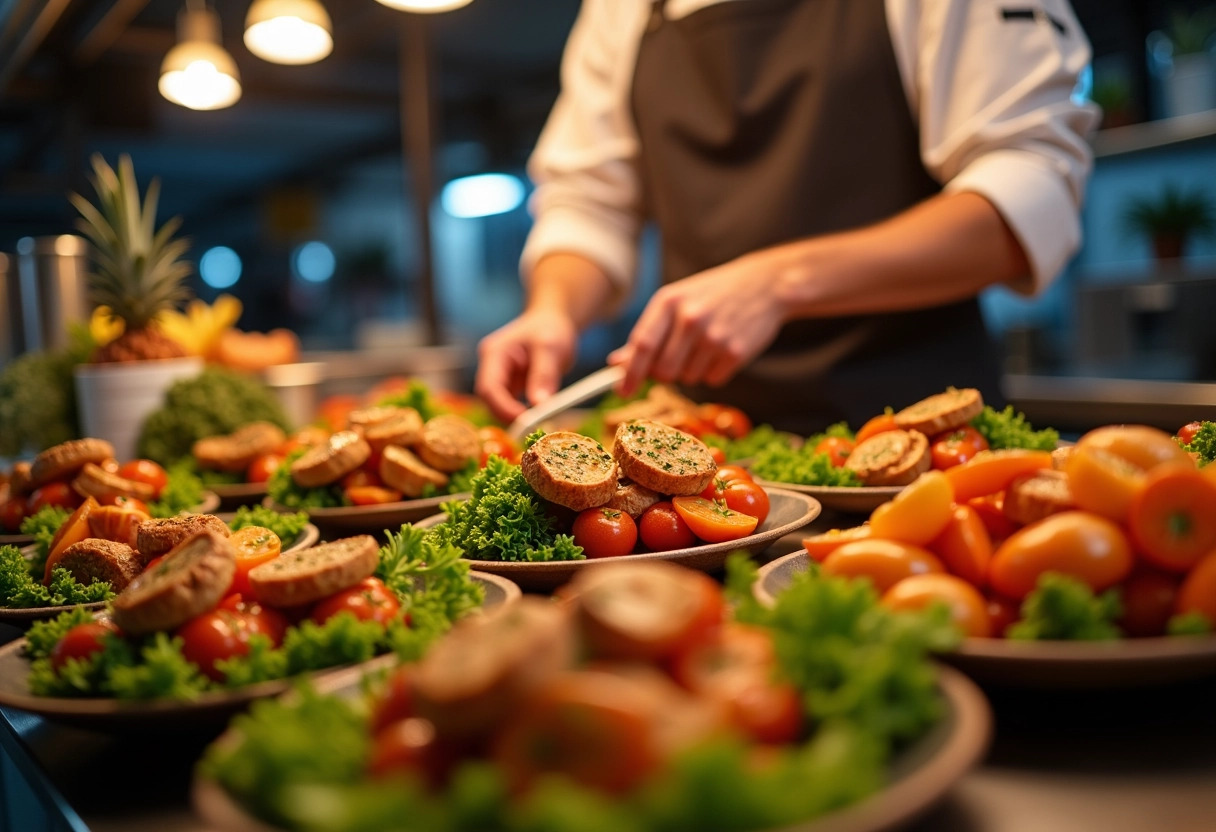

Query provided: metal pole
[399,14,442,346]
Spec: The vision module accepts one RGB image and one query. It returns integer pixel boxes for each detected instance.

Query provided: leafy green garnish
[267,448,349,510]
[376,379,441,422]
[1167,611,1213,636]
[0,326,94,456]
[434,456,584,562]
[228,505,309,545]
[375,524,484,631]
[750,423,861,488]
[702,424,795,463]
[146,459,206,518]
[969,405,1058,451]
[20,505,71,572]
[1179,421,1216,466]
[1007,573,1122,641]
[0,544,113,609]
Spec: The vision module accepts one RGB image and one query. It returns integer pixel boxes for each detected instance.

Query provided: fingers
[652,304,704,384]
[680,339,721,387]
[619,294,675,396]
[704,338,747,387]
[526,339,569,407]
[476,337,529,422]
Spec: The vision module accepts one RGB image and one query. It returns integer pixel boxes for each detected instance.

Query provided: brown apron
[631,0,1003,433]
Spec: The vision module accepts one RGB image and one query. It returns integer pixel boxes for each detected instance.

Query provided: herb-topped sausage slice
[893,388,984,436]
[247,535,379,608]
[417,415,481,472]
[50,538,143,592]
[136,514,231,565]
[290,430,371,488]
[845,429,930,486]
[612,420,717,497]
[111,530,236,636]
[193,422,287,473]
[29,438,115,488]
[379,445,448,498]
[521,432,619,511]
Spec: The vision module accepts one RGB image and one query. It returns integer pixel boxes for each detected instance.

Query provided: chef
[475,0,1097,432]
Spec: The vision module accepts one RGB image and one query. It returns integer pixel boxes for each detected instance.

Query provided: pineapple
[71,154,193,363]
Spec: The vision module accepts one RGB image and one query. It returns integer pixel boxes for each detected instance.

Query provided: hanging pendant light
[373,0,474,12]
[244,0,333,65]
[159,1,242,110]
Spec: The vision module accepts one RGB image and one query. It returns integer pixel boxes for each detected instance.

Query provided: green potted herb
[1159,8,1216,117]
[1122,184,1216,261]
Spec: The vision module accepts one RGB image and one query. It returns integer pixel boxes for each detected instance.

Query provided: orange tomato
[822,539,944,593]
[1077,425,1192,472]
[228,525,282,597]
[813,436,855,467]
[989,511,1133,600]
[929,504,992,587]
[868,470,954,545]
[1175,551,1216,623]
[966,494,1017,543]
[671,496,758,543]
[346,485,404,506]
[855,413,898,444]
[1064,446,1145,524]
[985,594,1019,638]
[882,574,992,638]
[43,497,101,584]
[801,525,872,563]
[944,450,1053,502]
[1127,463,1216,573]
[1119,568,1181,637]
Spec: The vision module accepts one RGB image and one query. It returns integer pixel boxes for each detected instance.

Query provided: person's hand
[475,308,579,422]
[609,255,787,395]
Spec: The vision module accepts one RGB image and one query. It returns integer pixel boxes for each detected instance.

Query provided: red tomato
[371,668,415,734]
[367,717,459,788]
[346,485,404,506]
[1177,421,1204,446]
[701,473,769,523]
[671,623,775,692]
[50,620,120,671]
[930,426,990,471]
[29,481,82,513]
[311,577,401,627]
[143,555,165,574]
[176,608,287,681]
[989,512,1133,600]
[985,594,1019,638]
[573,508,639,558]
[246,454,284,485]
[112,495,150,514]
[1127,463,1216,573]
[855,413,899,444]
[116,460,168,499]
[929,504,992,587]
[732,680,804,745]
[882,574,992,638]
[479,427,520,466]
[1176,551,1216,623]
[637,501,696,551]
[0,497,27,533]
[1120,568,1181,637]
[814,436,855,468]
[671,496,758,543]
[708,446,727,465]
[317,395,360,431]
[699,405,752,440]
[342,468,384,490]
[714,465,752,484]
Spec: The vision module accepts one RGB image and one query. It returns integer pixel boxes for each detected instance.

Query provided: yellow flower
[156,294,243,358]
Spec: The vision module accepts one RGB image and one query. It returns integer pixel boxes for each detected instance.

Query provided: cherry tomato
[985,594,1019,638]
[966,494,1017,542]
[311,577,401,627]
[1077,425,1191,472]
[855,413,899,444]
[228,526,283,597]
[28,481,82,513]
[346,485,405,506]
[802,525,872,563]
[317,395,360,431]
[638,501,696,551]
[1064,446,1145,524]
[1127,463,1216,573]
[671,623,775,693]
[112,495,150,514]
[731,679,804,745]
[882,574,992,638]
[671,496,758,543]
[371,667,415,734]
[1177,421,1204,446]
[821,539,944,593]
[930,426,990,471]
[1120,568,1181,637]
[699,405,752,440]
[177,607,287,681]
[0,496,27,533]
[367,717,461,788]
[708,446,727,465]
[945,450,1053,502]
[116,460,168,499]
[342,469,383,492]
[246,454,284,485]
[478,426,520,466]
[572,507,639,558]
[989,511,1133,600]
[50,620,120,671]
[1175,551,1216,624]
[814,436,855,468]
[701,478,770,523]
[577,565,724,661]
[929,504,992,587]
[868,470,954,545]
[279,426,330,457]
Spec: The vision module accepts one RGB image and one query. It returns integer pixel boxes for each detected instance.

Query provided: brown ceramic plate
[191,664,989,832]
[264,494,470,537]
[0,570,518,729]
[752,479,903,515]
[755,550,1216,690]
[211,481,270,511]
[417,488,821,592]
[0,532,35,547]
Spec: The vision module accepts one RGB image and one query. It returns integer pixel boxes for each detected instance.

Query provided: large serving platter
[264,494,470,538]
[417,488,820,592]
[755,550,1216,690]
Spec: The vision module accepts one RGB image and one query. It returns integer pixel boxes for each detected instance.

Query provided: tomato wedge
[868,470,954,545]
[801,525,872,563]
[929,504,992,587]
[228,525,282,597]
[671,496,758,543]
[944,450,1053,502]
[43,497,101,584]
[855,413,898,444]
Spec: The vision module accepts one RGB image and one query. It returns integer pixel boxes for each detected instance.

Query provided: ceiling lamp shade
[373,0,475,12]
[245,0,333,65]
[159,3,242,110]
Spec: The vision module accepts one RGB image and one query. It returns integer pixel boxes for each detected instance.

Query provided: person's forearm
[767,192,1032,319]
[526,253,620,329]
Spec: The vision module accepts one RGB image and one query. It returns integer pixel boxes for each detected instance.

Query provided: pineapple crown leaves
[69,154,194,329]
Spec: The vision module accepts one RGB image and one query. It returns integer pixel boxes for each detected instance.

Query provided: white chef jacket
[521,0,1100,299]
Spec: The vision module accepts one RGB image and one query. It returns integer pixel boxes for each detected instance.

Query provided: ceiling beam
[0,0,75,95]
[75,0,151,65]
[109,23,173,56]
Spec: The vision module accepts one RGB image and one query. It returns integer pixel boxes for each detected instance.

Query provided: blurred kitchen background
[0,0,1215,430]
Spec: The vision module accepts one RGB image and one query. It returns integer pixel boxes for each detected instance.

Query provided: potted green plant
[1159,8,1215,117]
[1122,183,1216,261]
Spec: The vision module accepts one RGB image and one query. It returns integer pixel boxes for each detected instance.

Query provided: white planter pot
[1165,53,1216,118]
[74,357,204,462]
